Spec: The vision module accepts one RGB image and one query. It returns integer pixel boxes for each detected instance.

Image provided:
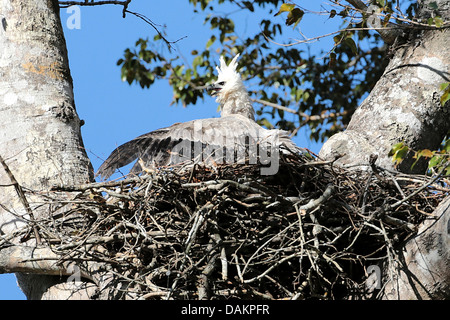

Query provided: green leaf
[393,146,408,165]
[242,1,254,12]
[412,149,435,169]
[389,142,409,166]
[338,8,349,17]
[174,65,185,77]
[442,139,450,152]
[277,108,284,119]
[260,118,274,129]
[417,149,434,158]
[382,13,392,26]
[389,142,405,154]
[428,1,439,10]
[377,0,385,7]
[328,52,336,68]
[427,16,443,27]
[411,157,421,170]
[286,8,304,27]
[206,35,216,49]
[434,16,443,28]
[344,38,358,56]
[440,82,450,91]
[440,92,449,105]
[440,82,450,106]
[274,3,295,16]
[295,88,304,102]
[428,155,442,168]
[302,91,310,102]
[192,55,203,69]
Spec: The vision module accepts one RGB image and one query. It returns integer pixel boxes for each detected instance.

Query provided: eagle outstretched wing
[96,115,298,180]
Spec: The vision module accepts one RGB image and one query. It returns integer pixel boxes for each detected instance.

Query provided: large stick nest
[16,152,448,299]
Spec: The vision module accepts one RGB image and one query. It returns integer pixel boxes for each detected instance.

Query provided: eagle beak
[208,83,222,97]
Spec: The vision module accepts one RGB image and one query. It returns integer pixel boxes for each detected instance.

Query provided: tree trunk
[381,197,450,299]
[319,0,450,299]
[0,0,93,299]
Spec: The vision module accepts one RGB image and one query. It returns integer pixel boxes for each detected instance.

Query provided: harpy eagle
[97,53,303,179]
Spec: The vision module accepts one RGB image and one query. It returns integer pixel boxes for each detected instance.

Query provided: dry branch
[0,154,41,244]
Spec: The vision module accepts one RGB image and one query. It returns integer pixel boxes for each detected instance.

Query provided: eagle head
[208,53,245,103]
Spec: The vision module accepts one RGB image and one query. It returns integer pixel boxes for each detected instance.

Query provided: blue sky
[0,0,341,299]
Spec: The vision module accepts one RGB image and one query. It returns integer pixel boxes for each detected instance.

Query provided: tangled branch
[0,152,447,299]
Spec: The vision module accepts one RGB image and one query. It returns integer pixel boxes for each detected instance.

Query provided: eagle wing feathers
[96,115,297,180]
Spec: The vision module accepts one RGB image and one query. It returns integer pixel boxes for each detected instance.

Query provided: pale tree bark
[319,0,450,299]
[0,0,94,299]
[381,197,450,299]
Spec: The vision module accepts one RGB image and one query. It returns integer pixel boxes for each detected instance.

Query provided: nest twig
[3,152,447,300]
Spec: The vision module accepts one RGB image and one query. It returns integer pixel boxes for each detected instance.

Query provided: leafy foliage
[389,139,450,176]
[440,82,450,106]
[116,1,414,142]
